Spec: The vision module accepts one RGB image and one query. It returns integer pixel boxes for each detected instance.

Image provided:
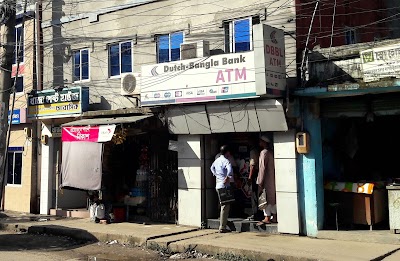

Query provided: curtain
[61,142,103,190]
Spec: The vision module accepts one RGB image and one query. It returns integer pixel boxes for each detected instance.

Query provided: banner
[62,125,116,142]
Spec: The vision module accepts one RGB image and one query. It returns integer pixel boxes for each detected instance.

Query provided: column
[39,123,54,215]
[177,135,203,227]
[274,130,300,234]
[297,100,324,236]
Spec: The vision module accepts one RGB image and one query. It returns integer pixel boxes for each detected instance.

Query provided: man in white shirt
[211,145,233,233]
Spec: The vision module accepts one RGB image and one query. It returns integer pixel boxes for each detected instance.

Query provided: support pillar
[177,135,203,227]
[39,123,53,214]
[298,100,324,237]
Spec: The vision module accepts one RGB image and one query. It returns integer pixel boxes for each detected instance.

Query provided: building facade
[38,0,302,234]
[2,5,39,213]
[295,1,400,236]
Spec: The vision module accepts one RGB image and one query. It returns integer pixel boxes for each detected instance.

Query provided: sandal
[256,220,271,226]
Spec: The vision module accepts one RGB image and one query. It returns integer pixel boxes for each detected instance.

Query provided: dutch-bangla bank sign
[141,24,286,106]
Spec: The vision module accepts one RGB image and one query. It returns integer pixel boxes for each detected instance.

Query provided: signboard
[361,43,400,82]
[140,24,286,106]
[141,52,257,106]
[62,125,116,142]
[254,24,286,96]
[51,126,62,138]
[27,87,89,119]
[8,109,21,124]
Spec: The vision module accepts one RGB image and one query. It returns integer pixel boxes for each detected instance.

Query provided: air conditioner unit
[121,73,141,96]
[180,40,210,60]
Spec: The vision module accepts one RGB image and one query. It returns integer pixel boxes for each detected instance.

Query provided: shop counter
[324,181,387,230]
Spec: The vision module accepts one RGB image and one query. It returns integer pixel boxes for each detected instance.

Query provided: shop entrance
[321,115,399,231]
[98,128,178,224]
[206,132,277,232]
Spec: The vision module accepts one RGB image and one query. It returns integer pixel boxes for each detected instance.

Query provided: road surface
[0,231,214,261]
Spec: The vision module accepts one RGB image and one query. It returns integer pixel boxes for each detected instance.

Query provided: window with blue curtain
[157,31,184,63]
[234,19,251,52]
[73,49,89,82]
[225,17,259,53]
[109,41,133,77]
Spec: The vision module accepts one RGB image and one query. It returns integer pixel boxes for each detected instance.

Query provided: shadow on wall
[52,0,67,88]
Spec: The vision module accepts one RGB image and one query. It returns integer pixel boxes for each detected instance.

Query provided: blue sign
[8,109,21,125]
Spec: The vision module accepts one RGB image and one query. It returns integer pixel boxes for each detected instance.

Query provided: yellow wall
[4,126,33,213]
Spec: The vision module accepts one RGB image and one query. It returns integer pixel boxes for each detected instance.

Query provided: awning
[165,99,288,134]
[62,114,153,126]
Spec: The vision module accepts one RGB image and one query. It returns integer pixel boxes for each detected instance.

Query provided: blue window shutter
[120,42,132,73]
[81,49,89,80]
[234,19,250,52]
[170,32,183,61]
[158,34,170,63]
[109,44,120,76]
[73,51,81,81]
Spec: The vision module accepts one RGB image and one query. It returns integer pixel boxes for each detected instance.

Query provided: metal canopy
[62,114,153,126]
[165,99,288,134]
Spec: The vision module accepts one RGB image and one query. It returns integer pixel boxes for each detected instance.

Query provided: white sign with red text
[253,24,286,96]
[141,52,257,106]
[62,125,116,142]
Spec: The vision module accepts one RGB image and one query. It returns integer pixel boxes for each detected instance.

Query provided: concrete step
[207,218,278,234]
[50,209,90,218]
[147,229,217,248]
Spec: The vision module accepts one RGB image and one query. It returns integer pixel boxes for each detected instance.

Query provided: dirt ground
[0,231,216,261]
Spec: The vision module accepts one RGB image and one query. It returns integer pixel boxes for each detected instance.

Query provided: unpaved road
[0,231,215,261]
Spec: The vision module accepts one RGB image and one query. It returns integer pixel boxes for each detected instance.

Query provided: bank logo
[151,66,159,76]
[164,92,172,98]
[270,31,278,44]
[197,89,205,95]
[175,91,182,97]
[154,93,161,98]
[209,89,217,94]
[221,87,229,93]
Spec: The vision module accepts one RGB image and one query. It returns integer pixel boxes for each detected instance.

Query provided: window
[157,31,184,63]
[109,41,133,77]
[13,76,23,93]
[224,16,260,53]
[345,28,357,45]
[7,149,23,185]
[13,25,24,64]
[73,49,89,82]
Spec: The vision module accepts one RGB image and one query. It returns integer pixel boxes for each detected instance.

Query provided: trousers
[219,203,231,230]
[263,204,277,217]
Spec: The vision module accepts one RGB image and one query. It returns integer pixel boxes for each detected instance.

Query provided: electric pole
[0,0,16,206]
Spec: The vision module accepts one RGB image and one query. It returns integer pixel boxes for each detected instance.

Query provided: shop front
[60,115,178,224]
[296,91,400,236]
[27,86,90,215]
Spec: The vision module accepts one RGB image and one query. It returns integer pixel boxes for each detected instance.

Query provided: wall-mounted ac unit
[180,40,210,60]
[121,73,141,96]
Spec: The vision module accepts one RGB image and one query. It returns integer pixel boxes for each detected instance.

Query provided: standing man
[211,145,233,233]
[257,136,277,225]
[248,138,260,220]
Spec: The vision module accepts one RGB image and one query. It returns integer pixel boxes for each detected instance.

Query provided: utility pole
[0,0,15,206]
